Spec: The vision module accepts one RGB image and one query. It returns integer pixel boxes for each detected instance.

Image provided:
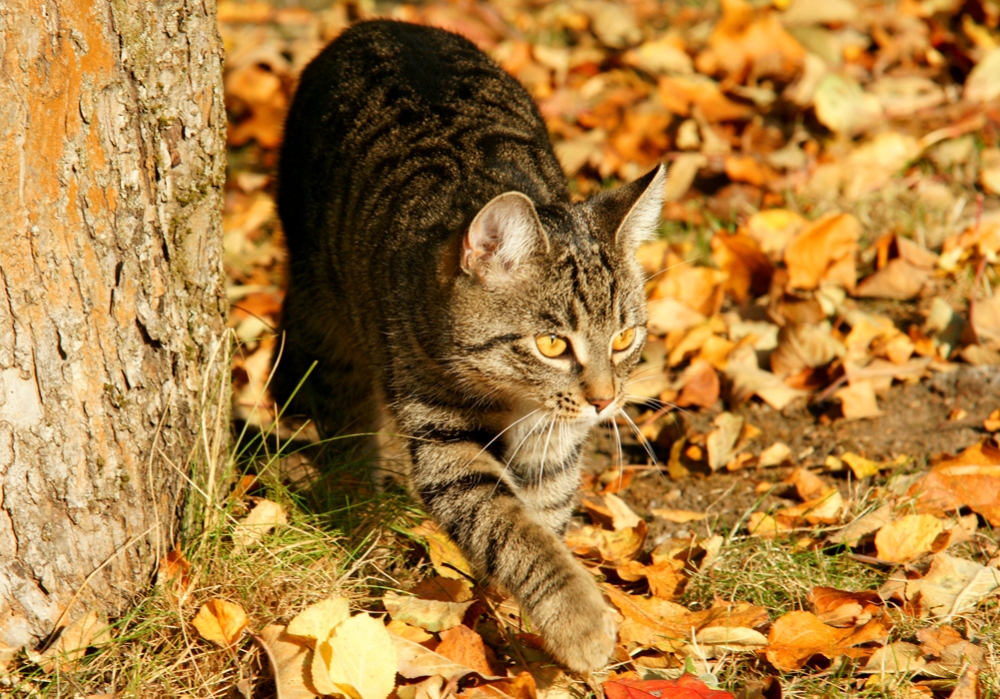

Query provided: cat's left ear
[462,192,549,279]
[587,164,666,251]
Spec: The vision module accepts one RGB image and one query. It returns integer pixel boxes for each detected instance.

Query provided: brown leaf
[192,599,250,648]
[233,498,288,547]
[650,261,728,317]
[410,520,474,580]
[435,625,497,677]
[765,611,887,671]
[855,258,930,300]
[696,0,805,83]
[783,213,860,291]
[902,553,1000,619]
[675,360,720,409]
[657,75,754,122]
[157,545,192,593]
[711,231,774,303]
[31,610,112,673]
[971,293,1000,351]
[706,412,744,471]
[809,587,882,627]
[745,209,806,260]
[912,442,1000,525]
[392,633,501,681]
[256,625,318,699]
[834,381,882,420]
[408,577,474,603]
[565,521,647,565]
[770,322,844,377]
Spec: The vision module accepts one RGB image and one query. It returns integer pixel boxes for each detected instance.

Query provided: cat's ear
[587,164,666,251]
[462,192,548,279]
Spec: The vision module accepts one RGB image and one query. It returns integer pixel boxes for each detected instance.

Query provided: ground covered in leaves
[5,0,1000,697]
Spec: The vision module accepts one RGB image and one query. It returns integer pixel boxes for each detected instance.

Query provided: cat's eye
[612,327,636,352]
[536,334,569,358]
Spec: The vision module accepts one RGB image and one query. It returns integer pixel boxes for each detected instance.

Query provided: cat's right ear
[462,192,549,280]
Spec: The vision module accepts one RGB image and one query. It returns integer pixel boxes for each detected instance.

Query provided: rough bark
[0,0,227,650]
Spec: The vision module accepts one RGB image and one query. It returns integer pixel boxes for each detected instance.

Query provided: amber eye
[612,327,636,352]
[536,334,569,358]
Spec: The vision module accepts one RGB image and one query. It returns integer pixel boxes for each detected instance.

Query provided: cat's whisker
[610,415,625,492]
[462,407,542,472]
[491,410,550,498]
[538,416,557,489]
[619,410,660,467]
[644,253,706,282]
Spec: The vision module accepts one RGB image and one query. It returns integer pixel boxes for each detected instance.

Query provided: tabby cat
[273,19,665,672]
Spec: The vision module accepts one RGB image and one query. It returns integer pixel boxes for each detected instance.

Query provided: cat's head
[447,165,665,426]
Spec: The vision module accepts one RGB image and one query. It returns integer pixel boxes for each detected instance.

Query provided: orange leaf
[192,599,250,648]
[766,611,887,670]
[436,625,497,677]
[783,213,859,291]
[874,514,944,563]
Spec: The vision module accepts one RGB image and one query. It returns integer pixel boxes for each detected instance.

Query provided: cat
[272,19,665,672]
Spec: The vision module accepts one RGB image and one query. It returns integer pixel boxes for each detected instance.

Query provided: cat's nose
[588,396,615,413]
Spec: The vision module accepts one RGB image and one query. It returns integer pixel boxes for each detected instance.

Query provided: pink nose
[589,397,615,413]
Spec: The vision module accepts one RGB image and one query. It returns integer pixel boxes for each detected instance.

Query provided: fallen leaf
[784,213,860,291]
[855,258,931,300]
[757,442,792,468]
[257,625,318,699]
[696,0,805,83]
[675,360,721,409]
[904,553,1000,619]
[192,599,250,648]
[435,625,496,677]
[691,626,768,656]
[233,498,288,547]
[862,642,926,676]
[970,293,1000,351]
[964,47,1000,103]
[813,74,882,136]
[286,597,350,642]
[726,345,808,410]
[875,514,944,563]
[410,520,475,580]
[314,613,397,699]
[565,521,647,565]
[770,322,845,377]
[408,577,474,603]
[948,665,982,699]
[383,591,474,633]
[765,611,887,670]
[841,453,881,479]
[392,633,501,681]
[712,231,774,304]
[745,209,806,260]
[809,587,881,627]
[986,409,1000,432]
[707,412,744,471]
[31,610,112,673]
[605,493,643,531]
[157,545,192,593]
[604,675,735,699]
[834,381,882,420]
[650,508,707,523]
[912,442,1000,525]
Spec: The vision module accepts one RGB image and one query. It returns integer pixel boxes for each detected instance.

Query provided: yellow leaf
[841,452,881,479]
[233,498,288,547]
[31,610,113,673]
[410,521,474,580]
[382,591,473,633]
[286,597,350,644]
[875,514,944,563]
[192,599,249,648]
[323,614,398,699]
[256,625,318,699]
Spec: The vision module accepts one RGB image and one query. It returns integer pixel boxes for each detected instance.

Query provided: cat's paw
[533,569,618,673]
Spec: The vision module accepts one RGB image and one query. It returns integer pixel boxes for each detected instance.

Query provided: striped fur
[273,20,664,673]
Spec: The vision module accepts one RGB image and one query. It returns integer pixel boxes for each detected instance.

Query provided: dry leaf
[841,453,881,479]
[912,442,1000,525]
[855,258,930,300]
[875,514,944,563]
[435,625,496,677]
[157,545,192,593]
[770,322,845,377]
[904,553,1000,619]
[650,508,707,523]
[828,504,892,547]
[605,493,643,531]
[765,611,887,670]
[410,520,475,580]
[784,213,860,291]
[707,412,744,471]
[862,642,926,676]
[286,597,350,642]
[314,613,397,699]
[758,442,792,468]
[675,360,721,409]
[712,231,774,303]
[565,521,647,565]
[257,625,318,699]
[970,293,1000,351]
[192,599,250,648]
[408,577,474,603]
[809,587,881,627]
[31,610,112,673]
[834,381,882,420]
[605,675,736,699]
[383,591,474,633]
[392,633,501,681]
[233,498,288,547]
[726,345,808,410]
[689,626,768,657]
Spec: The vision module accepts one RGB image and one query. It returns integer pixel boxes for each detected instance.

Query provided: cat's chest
[500,412,591,481]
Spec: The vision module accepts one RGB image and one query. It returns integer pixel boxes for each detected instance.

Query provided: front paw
[530,568,617,673]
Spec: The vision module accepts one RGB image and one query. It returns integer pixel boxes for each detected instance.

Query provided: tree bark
[0,0,227,650]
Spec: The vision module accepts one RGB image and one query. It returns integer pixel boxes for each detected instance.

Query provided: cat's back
[278,20,566,254]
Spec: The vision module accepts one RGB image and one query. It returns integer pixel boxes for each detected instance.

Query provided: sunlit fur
[273,20,664,673]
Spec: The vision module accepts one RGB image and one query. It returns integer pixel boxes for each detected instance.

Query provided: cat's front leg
[410,438,616,673]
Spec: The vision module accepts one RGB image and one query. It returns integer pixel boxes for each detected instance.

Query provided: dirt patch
[589,366,1000,544]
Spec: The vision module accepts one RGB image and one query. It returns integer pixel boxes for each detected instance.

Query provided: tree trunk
[0,0,227,650]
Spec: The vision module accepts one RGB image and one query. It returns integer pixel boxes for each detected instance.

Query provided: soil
[589,366,1000,545]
